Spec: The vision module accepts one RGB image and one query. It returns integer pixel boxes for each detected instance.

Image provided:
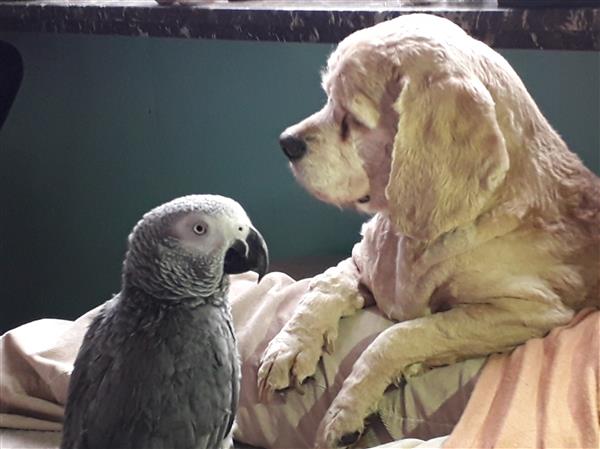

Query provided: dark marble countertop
[0,0,598,50]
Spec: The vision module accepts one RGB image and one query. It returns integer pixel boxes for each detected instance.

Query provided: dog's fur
[258,14,600,447]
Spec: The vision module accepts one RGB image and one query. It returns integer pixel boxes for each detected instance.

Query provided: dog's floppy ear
[385,75,509,241]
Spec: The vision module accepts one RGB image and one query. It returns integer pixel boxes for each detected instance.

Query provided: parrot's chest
[125,304,237,385]
[111,304,239,440]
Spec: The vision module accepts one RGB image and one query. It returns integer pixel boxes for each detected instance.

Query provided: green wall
[0,32,598,332]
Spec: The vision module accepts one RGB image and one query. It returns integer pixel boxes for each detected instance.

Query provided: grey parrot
[60,194,268,449]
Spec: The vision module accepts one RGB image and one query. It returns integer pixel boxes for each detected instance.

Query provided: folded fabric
[0,272,482,448]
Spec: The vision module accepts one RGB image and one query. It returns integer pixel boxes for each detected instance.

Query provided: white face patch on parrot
[169,211,252,258]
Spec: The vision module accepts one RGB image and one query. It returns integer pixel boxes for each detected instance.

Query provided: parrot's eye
[193,223,207,235]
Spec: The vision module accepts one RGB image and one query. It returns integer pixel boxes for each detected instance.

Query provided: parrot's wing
[198,319,240,449]
[61,299,116,449]
[224,319,240,440]
[62,296,155,449]
[78,301,167,449]
[185,314,240,449]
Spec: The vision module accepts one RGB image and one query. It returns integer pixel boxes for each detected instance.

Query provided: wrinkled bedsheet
[1,272,597,448]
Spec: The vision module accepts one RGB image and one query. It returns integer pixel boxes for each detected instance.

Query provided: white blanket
[1,272,483,448]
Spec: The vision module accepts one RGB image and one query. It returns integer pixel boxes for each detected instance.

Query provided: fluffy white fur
[258,14,600,448]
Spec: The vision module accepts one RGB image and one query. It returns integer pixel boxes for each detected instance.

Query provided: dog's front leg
[257,258,367,400]
[316,298,574,448]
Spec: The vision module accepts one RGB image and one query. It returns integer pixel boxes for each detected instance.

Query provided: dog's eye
[340,114,350,141]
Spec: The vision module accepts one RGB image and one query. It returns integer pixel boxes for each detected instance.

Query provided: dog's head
[280,14,511,242]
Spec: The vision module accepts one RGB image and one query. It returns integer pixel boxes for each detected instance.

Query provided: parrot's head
[123,194,269,300]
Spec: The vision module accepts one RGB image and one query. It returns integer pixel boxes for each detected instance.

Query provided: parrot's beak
[224,227,269,281]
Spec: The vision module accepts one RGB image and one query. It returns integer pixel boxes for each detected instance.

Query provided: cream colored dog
[258,14,600,448]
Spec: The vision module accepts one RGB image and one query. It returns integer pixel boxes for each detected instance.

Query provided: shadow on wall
[0,41,23,129]
[0,33,598,333]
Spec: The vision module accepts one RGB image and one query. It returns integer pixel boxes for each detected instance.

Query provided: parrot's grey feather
[62,290,239,449]
[61,300,114,449]
[60,195,267,449]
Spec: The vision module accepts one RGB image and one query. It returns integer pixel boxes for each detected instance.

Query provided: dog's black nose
[279,133,307,161]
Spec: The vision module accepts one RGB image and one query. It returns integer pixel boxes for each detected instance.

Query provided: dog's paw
[315,401,366,448]
[257,328,325,401]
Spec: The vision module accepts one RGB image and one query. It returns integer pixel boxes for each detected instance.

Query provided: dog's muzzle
[279,132,307,161]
